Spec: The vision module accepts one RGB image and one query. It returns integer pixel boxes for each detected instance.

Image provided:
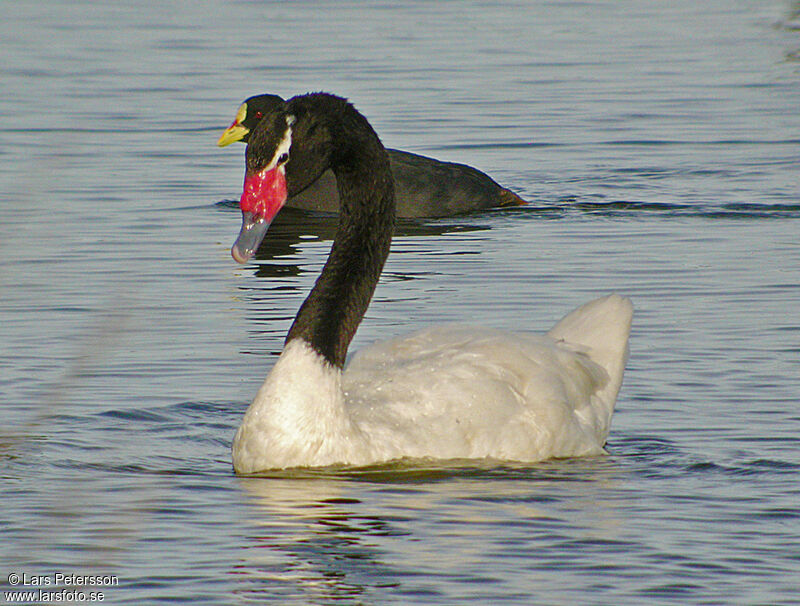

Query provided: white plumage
[232,294,632,472]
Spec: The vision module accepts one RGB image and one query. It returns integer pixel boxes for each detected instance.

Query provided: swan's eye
[254,111,263,119]
[277,152,289,165]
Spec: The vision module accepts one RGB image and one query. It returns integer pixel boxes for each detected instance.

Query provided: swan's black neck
[285,96,395,368]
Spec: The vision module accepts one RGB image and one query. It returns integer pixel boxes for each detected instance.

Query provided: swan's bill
[232,165,288,263]
[232,211,272,263]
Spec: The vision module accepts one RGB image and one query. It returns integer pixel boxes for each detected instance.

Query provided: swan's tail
[547,294,633,405]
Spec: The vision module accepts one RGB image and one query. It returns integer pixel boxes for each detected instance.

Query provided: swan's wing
[343,324,615,460]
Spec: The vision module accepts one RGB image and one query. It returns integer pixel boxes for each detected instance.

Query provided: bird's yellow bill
[216,103,249,147]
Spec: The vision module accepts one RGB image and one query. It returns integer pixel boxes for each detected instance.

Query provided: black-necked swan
[230,92,633,473]
[218,94,526,218]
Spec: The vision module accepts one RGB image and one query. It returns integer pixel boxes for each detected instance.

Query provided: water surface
[2,1,799,604]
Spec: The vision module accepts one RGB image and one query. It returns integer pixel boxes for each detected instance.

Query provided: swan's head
[231,95,337,263]
[217,94,285,147]
[231,112,293,264]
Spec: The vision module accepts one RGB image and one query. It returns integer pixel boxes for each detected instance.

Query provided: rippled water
[2,1,799,604]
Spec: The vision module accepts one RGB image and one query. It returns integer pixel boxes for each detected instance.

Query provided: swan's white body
[232,294,632,472]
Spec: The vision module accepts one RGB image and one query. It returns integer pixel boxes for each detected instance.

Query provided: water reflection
[779,1,800,30]
[230,459,629,604]
[232,476,398,605]
[216,202,492,267]
[223,205,496,352]
[777,2,800,61]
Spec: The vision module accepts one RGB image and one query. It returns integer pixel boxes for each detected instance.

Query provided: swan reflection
[231,474,399,605]
[229,458,626,604]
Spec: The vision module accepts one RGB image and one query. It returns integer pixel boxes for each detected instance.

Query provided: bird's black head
[247,93,344,196]
[232,93,344,263]
[217,94,285,147]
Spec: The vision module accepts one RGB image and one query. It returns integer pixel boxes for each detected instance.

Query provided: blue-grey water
[2,1,799,604]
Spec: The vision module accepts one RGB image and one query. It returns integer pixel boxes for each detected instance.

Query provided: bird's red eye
[255,111,263,119]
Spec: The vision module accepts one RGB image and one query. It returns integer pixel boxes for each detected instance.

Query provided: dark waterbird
[219,93,525,218]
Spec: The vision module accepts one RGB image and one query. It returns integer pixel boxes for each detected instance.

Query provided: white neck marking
[263,116,294,171]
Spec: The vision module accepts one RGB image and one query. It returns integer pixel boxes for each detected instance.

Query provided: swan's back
[344,295,633,462]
